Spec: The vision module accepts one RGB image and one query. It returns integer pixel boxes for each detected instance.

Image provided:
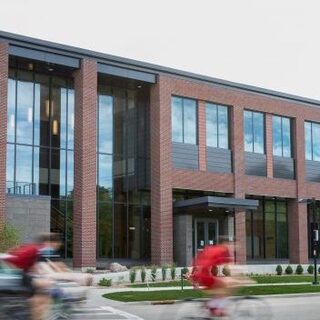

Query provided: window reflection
[16,145,32,194]
[6,144,14,193]
[305,121,320,161]
[206,103,229,149]
[171,96,197,144]
[98,95,113,153]
[244,110,264,153]
[273,116,292,158]
[7,79,16,142]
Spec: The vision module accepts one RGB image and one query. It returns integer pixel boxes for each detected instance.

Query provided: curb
[107,292,320,305]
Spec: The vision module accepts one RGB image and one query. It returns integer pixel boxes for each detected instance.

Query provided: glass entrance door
[195,219,218,252]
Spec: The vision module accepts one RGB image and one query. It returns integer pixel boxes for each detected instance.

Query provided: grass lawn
[104,284,320,302]
[127,275,314,288]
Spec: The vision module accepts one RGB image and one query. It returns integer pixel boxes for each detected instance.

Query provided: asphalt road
[106,294,320,320]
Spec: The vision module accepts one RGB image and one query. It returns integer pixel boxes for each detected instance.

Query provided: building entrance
[194,218,218,252]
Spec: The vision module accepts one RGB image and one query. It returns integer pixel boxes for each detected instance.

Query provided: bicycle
[180,295,272,320]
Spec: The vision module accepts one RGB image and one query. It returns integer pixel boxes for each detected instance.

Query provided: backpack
[5,244,41,271]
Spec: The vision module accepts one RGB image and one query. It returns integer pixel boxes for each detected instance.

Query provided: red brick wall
[0,42,8,229]
[198,101,207,171]
[265,113,273,178]
[155,73,320,264]
[73,59,97,268]
[150,75,173,265]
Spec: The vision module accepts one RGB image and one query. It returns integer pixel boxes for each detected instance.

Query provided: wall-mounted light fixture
[45,100,50,118]
[52,120,58,135]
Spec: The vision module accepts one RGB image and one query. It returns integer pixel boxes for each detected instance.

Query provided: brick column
[231,105,246,264]
[288,200,308,263]
[198,101,207,171]
[150,75,173,265]
[0,42,8,229]
[265,113,273,178]
[287,116,308,263]
[73,59,97,269]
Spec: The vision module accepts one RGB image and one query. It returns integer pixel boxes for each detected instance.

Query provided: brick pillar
[265,113,273,178]
[0,42,8,229]
[198,101,207,171]
[288,200,308,263]
[232,106,246,263]
[150,75,173,265]
[73,59,97,269]
[287,116,308,263]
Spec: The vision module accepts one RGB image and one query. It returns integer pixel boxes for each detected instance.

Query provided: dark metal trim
[9,45,80,68]
[174,196,259,210]
[98,64,155,83]
[1,31,320,107]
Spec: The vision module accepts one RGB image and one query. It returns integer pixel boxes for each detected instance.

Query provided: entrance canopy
[174,196,259,211]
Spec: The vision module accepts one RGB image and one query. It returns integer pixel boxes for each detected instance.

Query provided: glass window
[98,154,113,201]
[6,144,15,193]
[7,78,16,143]
[305,121,320,161]
[183,99,197,144]
[171,96,197,144]
[16,145,32,194]
[16,73,34,145]
[244,110,264,153]
[114,203,127,258]
[128,205,141,259]
[273,116,292,157]
[206,103,229,149]
[98,95,113,154]
[305,122,312,160]
[67,151,74,198]
[171,97,183,143]
[60,88,67,149]
[98,201,113,258]
[67,89,74,150]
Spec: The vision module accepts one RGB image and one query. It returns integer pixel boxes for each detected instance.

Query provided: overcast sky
[1,0,319,99]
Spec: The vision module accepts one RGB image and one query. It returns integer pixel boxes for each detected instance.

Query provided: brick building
[0,31,319,268]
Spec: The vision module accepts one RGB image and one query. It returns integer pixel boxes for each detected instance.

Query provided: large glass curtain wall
[7,67,74,257]
[97,84,151,260]
[246,198,288,260]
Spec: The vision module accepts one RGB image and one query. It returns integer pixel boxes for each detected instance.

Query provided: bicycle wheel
[229,296,272,320]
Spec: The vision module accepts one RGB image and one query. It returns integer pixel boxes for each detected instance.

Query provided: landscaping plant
[285,265,293,275]
[222,265,231,277]
[307,265,314,274]
[295,264,304,275]
[161,266,167,281]
[141,266,146,283]
[0,223,20,253]
[129,269,137,283]
[98,277,112,287]
[276,265,283,275]
[171,264,176,280]
[151,265,157,282]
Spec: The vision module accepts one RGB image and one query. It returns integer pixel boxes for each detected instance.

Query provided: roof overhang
[174,196,259,211]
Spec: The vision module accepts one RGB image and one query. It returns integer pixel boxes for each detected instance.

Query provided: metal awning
[174,196,259,211]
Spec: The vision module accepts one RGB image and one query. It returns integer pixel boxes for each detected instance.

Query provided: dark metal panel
[273,156,295,179]
[9,45,80,68]
[172,142,198,170]
[207,147,232,173]
[174,196,259,210]
[245,152,267,176]
[306,160,320,182]
[98,64,156,83]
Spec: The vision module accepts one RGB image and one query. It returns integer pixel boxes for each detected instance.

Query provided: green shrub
[98,277,112,287]
[86,268,95,274]
[285,265,293,275]
[296,264,304,275]
[307,265,314,274]
[141,267,146,283]
[171,264,176,280]
[151,265,157,282]
[222,265,231,277]
[0,223,20,253]
[181,267,189,278]
[129,269,136,283]
[211,265,219,276]
[276,265,283,275]
[161,266,167,281]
